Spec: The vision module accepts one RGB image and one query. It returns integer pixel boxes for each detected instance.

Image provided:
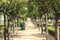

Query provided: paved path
[11,28,43,40]
[0,21,54,40]
[10,20,55,40]
[0,20,55,40]
[10,20,46,40]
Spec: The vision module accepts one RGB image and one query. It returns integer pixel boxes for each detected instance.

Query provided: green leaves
[0,0,60,19]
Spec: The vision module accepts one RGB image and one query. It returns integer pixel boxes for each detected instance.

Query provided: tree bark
[40,18,43,34]
[45,13,48,40]
[55,19,59,40]
[7,16,10,40]
[4,13,6,40]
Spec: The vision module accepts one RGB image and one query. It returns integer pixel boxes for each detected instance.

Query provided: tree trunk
[17,18,18,27]
[4,13,6,40]
[45,13,48,40]
[40,18,43,34]
[51,0,59,40]
[13,20,15,34]
[7,16,10,40]
[55,19,59,40]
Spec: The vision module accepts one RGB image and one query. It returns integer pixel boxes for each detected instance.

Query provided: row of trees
[28,0,60,40]
[0,0,60,40]
[0,0,54,19]
[0,0,58,19]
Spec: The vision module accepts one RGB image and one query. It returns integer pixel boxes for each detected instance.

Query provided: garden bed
[48,25,55,36]
[48,29,55,36]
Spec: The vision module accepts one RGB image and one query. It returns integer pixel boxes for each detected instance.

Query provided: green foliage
[0,0,60,19]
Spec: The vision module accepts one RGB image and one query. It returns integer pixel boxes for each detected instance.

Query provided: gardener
[20,18,25,30]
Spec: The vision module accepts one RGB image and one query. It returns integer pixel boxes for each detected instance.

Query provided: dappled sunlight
[0,0,60,40]
[25,20,35,29]
[10,20,42,40]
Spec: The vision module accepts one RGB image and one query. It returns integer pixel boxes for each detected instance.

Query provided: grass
[0,30,4,37]
[0,24,4,37]
[48,25,55,32]
[48,21,60,36]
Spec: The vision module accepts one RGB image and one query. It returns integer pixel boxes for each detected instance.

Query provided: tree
[50,0,60,40]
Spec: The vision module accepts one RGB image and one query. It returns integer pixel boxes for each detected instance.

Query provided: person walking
[20,18,25,30]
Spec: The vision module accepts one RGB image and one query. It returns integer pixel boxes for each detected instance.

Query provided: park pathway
[0,20,55,40]
[10,20,46,40]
